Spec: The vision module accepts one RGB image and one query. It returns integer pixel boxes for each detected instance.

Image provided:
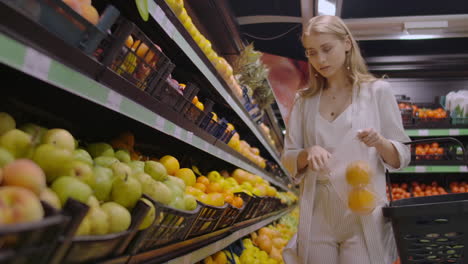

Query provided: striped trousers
[305,180,372,264]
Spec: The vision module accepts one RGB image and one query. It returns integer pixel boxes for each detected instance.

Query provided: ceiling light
[398,34,442,40]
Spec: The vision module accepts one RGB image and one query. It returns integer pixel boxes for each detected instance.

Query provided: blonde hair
[300,15,376,97]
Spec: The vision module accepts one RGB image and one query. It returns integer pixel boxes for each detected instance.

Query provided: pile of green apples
[0,112,197,236]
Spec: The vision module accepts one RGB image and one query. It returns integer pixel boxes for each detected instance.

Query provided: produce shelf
[146,0,288,175]
[392,165,468,174]
[162,208,291,264]
[0,33,292,192]
[405,128,468,137]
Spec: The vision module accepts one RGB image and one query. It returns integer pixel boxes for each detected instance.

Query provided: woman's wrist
[297,149,309,171]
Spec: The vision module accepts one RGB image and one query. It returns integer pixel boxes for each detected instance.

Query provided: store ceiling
[226,0,468,61]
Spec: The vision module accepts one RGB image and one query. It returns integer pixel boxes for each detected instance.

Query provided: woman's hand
[357,128,401,168]
[305,145,331,172]
[357,128,383,147]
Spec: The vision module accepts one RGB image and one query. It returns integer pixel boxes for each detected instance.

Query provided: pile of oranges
[449,181,468,193]
[386,183,411,201]
[412,181,448,197]
[414,142,445,160]
[398,103,448,119]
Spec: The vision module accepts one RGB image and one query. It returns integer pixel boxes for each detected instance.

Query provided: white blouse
[281,80,411,264]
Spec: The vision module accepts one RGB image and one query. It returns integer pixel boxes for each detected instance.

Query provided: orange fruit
[191,96,199,104]
[197,176,210,185]
[125,36,134,49]
[195,102,204,111]
[232,196,243,208]
[345,161,373,187]
[206,182,222,193]
[348,187,376,214]
[193,183,206,192]
[223,193,234,204]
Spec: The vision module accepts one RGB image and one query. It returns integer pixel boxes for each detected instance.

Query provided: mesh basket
[98,17,174,92]
[184,201,228,239]
[0,202,67,264]
[129,195,200,253]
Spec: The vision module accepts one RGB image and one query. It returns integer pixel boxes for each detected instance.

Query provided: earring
[346,51,350,71]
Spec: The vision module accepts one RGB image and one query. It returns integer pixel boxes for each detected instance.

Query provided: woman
[281,15,410,264]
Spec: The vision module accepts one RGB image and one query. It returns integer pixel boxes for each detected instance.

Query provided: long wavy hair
[300,15,376,97]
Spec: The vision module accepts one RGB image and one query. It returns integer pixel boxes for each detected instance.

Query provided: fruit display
[227,131,268,169]
[164,0,242,98]
[398,103,448,120]
[197,207,298,264]
[449,181,468,193]
[414,142,445,160]
[386,183,411,201]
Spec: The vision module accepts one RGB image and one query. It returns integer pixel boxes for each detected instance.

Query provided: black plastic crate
[236,193,262,222]
[129,195,200,253]
[184,201,228,239]
[4,0,119,55]
[55,199,149,264]
[214,193,246,230]
[383,193,468,264]
[98,17,174,92]
[410,138,466,166]
[0,202,67,264]
[411,103,451,129]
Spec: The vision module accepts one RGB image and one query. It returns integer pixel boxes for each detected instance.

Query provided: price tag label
[174,126,182,139]
[187,132,194,144]
[418,129,429,136]
[149,2,165,23]
[165,20,177,39]
[23,47,51,81]
[154,116,165,130]
[460,166,468,173]
[449,129,460,136]
[415,166,427,173]
[105,90,122,111]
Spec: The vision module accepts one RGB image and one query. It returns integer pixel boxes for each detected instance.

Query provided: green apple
[94,156,119,168]
[87,143,114,158]
[51,176,93,205]
[39,187,61,209]
[143,180,172,205]
[133,172,153,185]
[169,196,185,210]
[101,202,131,233]
[111,175,142,209]
[115,150,131,163]
[19,123,46,146]
[110,162,132,181]
[129,161,145,174]
[33,144,73,182]
[61,160,94,186]
[0,129,33,158]
[139,198,156,230]
[92,166,114,202]
[184,194,197,211]
[73,149,93,166]
[0,112,16,136]
[0,147,14,167]
[42,128,75,152]
[144,161,167,181]
[76,216,91,236]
